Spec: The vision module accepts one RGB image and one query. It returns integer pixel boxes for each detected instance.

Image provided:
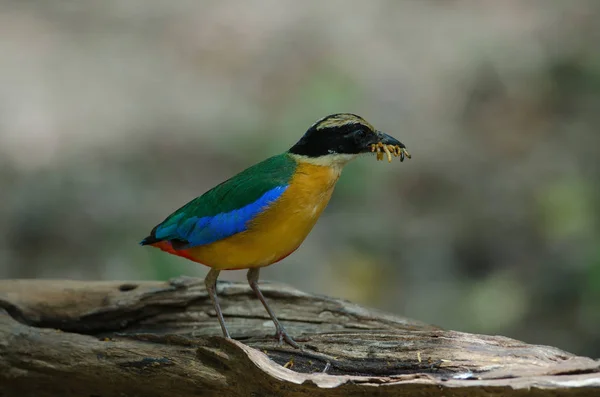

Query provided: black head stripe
[289,114,378,157]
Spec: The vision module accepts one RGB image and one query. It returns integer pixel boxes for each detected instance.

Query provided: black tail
[140,235,159,246]
[140,225,161,246]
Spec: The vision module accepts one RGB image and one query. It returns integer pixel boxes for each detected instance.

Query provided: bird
[140,113,411,348]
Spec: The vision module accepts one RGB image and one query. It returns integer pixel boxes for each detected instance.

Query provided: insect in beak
[370,142,412,162]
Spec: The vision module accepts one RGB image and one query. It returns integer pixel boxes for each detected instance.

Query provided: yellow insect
[371,142,412,162]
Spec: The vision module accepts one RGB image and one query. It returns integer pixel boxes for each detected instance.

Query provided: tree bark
[0,277,598,397]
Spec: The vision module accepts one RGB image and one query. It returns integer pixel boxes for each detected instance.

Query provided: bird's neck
[287,152,352,193]
[287,152,357,174]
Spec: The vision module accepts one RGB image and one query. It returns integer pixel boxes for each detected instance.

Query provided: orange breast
[167,160,342,270]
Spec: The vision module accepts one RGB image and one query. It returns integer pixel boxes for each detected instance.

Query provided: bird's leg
[246,268,300,349]
[204,268,231,339]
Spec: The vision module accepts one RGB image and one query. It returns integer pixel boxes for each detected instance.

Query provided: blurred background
[0,0,599,357]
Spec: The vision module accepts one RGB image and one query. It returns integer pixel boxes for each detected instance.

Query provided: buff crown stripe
[314,114,375,132]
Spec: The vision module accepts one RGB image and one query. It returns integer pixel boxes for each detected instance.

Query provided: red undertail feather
[150,241,200,263]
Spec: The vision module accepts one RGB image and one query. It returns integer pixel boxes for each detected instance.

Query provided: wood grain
[0,277,598,396]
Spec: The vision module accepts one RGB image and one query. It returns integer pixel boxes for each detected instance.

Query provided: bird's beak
[375,131,406,149]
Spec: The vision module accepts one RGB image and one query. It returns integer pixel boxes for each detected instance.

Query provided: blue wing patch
[153,185,288,247]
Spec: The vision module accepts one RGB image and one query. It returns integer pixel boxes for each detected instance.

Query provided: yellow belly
[185,161,342,270]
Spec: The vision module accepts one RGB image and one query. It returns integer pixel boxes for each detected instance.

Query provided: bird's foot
[275,326,300,349]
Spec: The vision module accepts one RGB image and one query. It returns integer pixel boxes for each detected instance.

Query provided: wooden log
[0,277,598,396]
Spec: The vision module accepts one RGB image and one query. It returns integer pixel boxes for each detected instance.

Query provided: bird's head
[288,113,410,167]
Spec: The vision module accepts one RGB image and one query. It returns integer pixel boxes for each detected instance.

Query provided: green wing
[142,153,297,248]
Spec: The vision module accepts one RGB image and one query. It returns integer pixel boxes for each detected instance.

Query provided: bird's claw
[275,326,300,349]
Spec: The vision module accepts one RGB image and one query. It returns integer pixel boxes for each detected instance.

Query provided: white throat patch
[289,153,358,169]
